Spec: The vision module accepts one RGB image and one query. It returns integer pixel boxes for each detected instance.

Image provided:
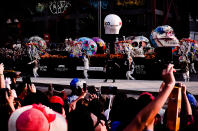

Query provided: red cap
[49,96,64,106]
[139,92,155,100]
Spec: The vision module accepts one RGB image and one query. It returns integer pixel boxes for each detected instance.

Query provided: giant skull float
[179,38,198,55]
[114,40,133,54]
[129,36,151,57]
[104,14,122,34]
[77,37,97,56]
[26,36,47,60]
[92,37,106,53]
[150,25,179,47]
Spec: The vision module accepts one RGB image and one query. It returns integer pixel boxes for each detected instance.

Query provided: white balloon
[104,14,122,34]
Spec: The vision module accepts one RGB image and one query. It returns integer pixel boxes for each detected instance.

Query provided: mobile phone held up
[83,83,87,91]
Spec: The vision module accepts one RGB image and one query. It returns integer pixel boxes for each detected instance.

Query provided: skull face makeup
[150,25,179,47]
[104,14,122,34]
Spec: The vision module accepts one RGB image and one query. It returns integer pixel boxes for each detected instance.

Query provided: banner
[76,66,104,71]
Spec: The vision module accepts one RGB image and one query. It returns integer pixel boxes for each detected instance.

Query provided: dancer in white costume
[28,58,39,78]
[82,53,89,79]
[126,55,135,80]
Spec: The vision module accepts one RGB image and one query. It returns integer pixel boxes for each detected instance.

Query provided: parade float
[6,23,195,79]
[33,21,195,79]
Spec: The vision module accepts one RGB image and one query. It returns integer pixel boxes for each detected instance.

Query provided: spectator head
[22,90,50,107]
[49,96,64,106]
[110,92,127,122]
[53,86,67,101]
[121,97,138,122]
[4,71,21,79]
[70,78,79,89]
[8,104,68,131]
[88,99,105,117]
[49,96,65,115]
[70,78,86,96]
[68,105,94,131]
[138,92,155,110]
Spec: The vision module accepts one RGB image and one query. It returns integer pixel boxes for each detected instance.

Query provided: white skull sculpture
[104,14,122,34]
[150,25,179,47]
[131,36,150,57]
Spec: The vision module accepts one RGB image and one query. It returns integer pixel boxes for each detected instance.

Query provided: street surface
[17,77,198,97]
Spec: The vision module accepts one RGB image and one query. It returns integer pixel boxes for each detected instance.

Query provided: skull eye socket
[132,42,138,47]
[139,42,143,48]
[91,44,94,48]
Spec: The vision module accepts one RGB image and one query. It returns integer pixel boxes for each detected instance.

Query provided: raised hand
[0,63,4,74]
[28,84,37,93]
[5,89,15,112]
[161,64,176,87]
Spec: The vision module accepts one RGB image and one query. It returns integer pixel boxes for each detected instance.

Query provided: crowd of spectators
[1,62,198,131]
[0,47,29,70]
[0,43,68,76]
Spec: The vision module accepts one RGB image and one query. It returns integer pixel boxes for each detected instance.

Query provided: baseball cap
[49,96,64,106]
[70,78,79,88]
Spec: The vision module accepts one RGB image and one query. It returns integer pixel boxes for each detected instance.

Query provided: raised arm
[124,64,176,131]
[69,89,87,112]
[181,83,192,115]
[0,63,5,89]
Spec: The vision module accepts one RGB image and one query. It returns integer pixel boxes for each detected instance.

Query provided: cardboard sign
[167,86,182,131]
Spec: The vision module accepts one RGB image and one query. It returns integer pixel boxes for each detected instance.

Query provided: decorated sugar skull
[28,36,47,50]
[130,36,150,57]
[104,14,122,34]
[150,25,179,47]
[92,37,106,53]
[114,40,133,54]
[77,37,97,56]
